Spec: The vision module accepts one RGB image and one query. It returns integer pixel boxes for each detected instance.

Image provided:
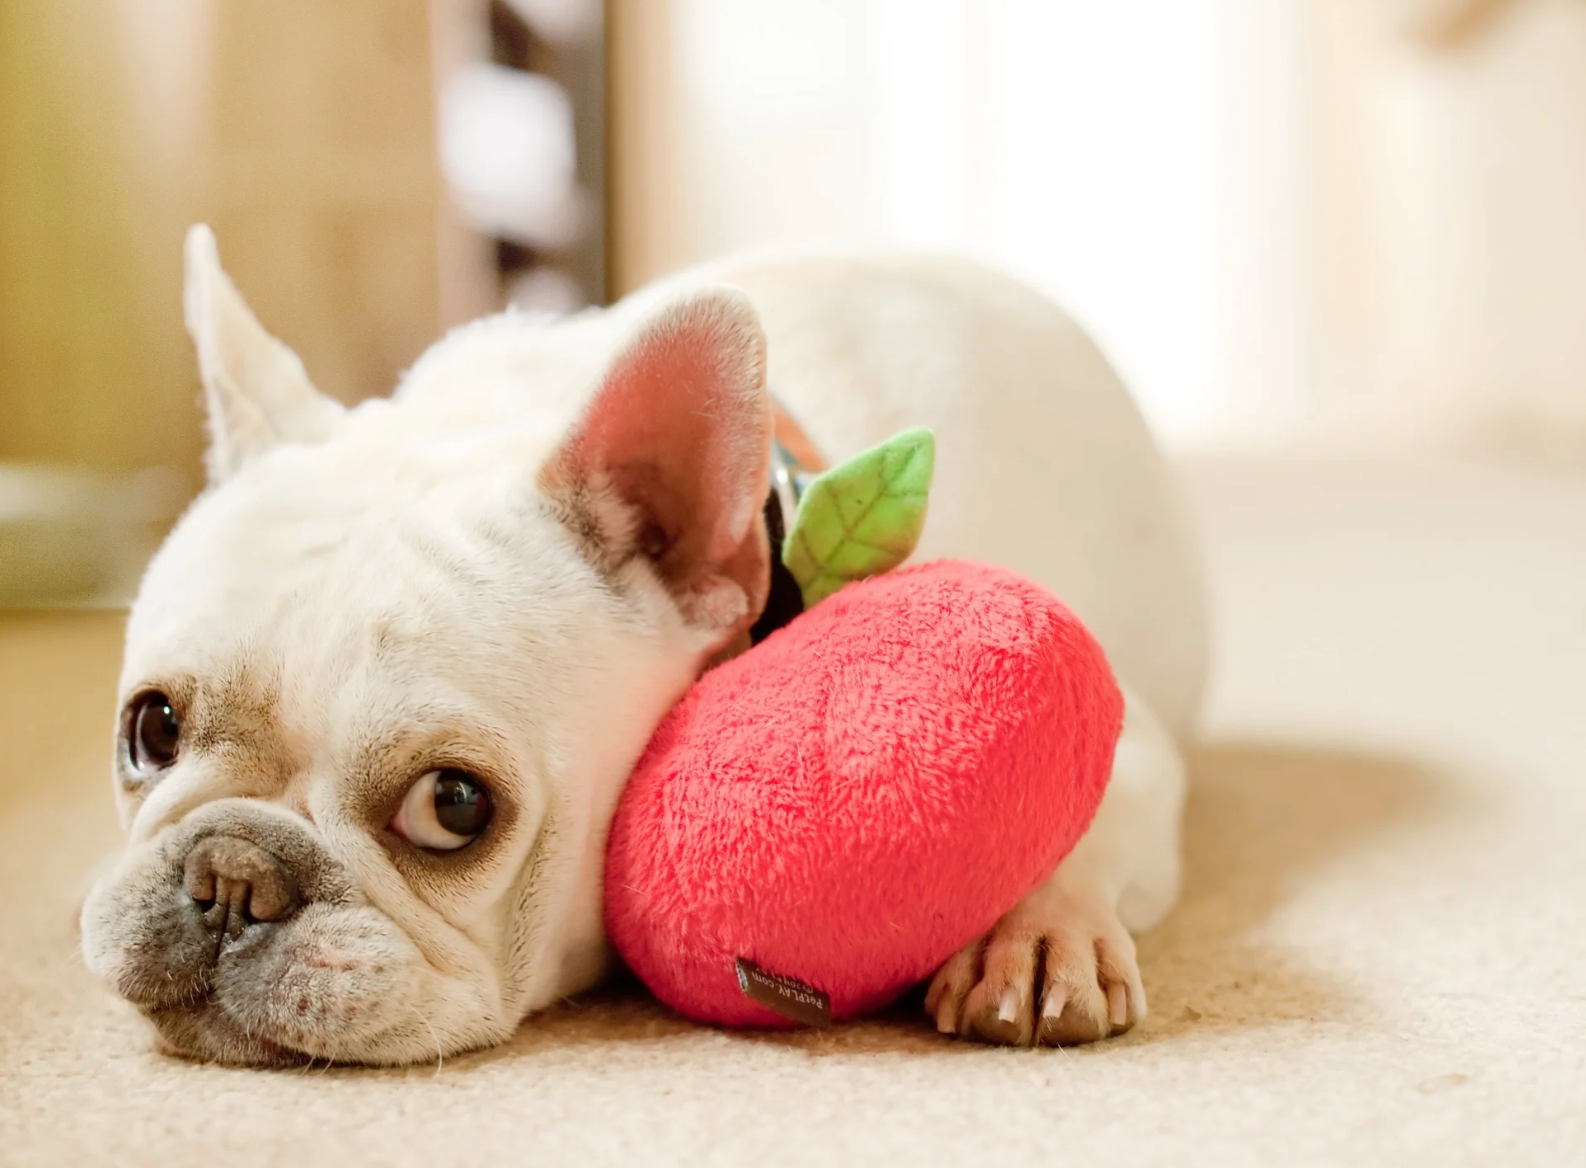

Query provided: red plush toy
[605,558,1123,1028]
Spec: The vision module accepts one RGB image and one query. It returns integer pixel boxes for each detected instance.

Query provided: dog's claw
[997,988,1020,1024]
[1107,982,1129,1028]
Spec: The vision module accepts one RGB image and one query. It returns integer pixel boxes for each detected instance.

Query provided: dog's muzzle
[80,799,382,1064]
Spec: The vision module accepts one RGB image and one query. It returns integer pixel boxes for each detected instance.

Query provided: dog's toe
[958,925,1043,1045]
[1034,923,1143,1045]
[924,937,982,1035]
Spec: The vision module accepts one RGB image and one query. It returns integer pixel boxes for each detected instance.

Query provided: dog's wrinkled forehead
[123,428,627,766]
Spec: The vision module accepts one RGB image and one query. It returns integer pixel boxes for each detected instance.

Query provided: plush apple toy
[604,432,1123,1027]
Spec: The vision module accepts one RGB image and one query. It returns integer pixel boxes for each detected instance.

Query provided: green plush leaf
[783,427,935,608]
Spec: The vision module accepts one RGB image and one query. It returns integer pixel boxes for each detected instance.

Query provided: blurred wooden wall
[0,0,484,496]
[606,0,682,298]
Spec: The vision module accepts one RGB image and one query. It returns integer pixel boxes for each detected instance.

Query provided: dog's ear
[540,286,773,641]
[183,224,344,483]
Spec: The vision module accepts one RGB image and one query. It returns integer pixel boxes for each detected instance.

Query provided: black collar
[748,433,817,644]
[749,487,805,644]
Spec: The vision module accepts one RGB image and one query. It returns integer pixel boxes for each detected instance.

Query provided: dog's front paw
[923,876,1145,1047]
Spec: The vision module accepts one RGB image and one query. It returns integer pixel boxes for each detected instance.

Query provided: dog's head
[80,227,773,1065]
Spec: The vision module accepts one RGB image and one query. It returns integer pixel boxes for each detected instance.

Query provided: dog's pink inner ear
[541,288,773,638]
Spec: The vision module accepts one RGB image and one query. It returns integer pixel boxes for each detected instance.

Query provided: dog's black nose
[183,836,301,939]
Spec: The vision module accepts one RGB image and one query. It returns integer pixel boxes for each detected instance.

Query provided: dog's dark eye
[127,692,180,773]
[392,769,493,851]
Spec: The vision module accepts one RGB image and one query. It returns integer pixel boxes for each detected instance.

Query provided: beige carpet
[3,460,1583,1166]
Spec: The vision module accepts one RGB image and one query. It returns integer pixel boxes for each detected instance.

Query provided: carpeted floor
[2,460,1583,1167]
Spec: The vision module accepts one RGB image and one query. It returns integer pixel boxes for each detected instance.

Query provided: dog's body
[80,231,1206,1063]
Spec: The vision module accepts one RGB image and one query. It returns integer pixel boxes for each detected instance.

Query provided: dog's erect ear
[540,286,773,640]
[183,224,344,483]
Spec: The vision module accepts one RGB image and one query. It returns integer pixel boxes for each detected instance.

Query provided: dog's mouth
[144,1000,306,1068]
[111,900,422,1067]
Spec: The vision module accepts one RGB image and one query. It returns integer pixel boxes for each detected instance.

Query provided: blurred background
[3,0,1584,605]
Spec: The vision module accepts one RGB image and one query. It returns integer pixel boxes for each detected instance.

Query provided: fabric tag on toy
[735,957,832,1027]
[782,427,935,609]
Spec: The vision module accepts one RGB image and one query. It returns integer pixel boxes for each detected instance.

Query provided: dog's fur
[80,227,1207,1064]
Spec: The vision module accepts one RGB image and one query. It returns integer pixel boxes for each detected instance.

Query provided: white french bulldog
[79,226,1207,1065]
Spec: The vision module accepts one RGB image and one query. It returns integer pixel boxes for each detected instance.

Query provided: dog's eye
[391,769,494,850]
[126,692,181,773]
